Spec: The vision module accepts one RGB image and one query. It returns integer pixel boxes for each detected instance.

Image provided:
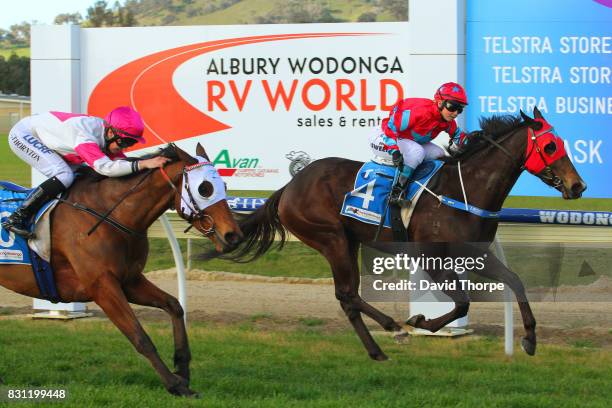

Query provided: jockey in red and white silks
[369,82,472,205]
[2,107,169,238]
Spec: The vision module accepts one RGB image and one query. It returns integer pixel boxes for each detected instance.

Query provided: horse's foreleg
[124,275,191,383]
[92,275,197,397]
[352,297,408,340]
[336,291,388,361]
[291,226,389,360]
[473,250,537,355]
[327,240,390,361]
[406,268,470,333]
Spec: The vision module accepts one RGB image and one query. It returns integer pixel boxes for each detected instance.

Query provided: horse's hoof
[168,375,198,397]
[393,329,409,344]
[170,386,199,398]
[406,314,425,328]
[173,370,190,386]
[369,352,389,361]
[520,337,537,356]
[187,390,201,399]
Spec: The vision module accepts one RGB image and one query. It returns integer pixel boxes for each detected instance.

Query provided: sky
[0,0,98,30]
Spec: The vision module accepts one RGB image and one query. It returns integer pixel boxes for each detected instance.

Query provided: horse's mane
[75,144,180,182]
[447,114,525,163]
[138,144,181,161]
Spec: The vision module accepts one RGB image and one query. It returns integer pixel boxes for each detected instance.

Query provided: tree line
[0,54,29,96]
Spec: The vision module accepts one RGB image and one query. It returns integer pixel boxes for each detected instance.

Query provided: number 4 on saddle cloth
[0,181,60,302]
[341,160,444,230]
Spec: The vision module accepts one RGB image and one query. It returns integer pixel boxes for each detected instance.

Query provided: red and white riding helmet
[434,82,468,105]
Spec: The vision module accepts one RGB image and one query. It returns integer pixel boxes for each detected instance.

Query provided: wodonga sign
[31,2,466,189]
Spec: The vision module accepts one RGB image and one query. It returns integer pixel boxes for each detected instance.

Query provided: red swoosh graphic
[88,33,381,150]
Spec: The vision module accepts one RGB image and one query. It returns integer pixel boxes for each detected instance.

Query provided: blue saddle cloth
[0,181,60,302]
[341,160,444,228]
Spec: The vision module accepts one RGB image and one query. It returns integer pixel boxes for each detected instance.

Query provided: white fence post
[160,214,187,323]
[494,237,513,356]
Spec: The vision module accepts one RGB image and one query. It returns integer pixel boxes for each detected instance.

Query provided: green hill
[130,0,401,26]
[1,0,404,56]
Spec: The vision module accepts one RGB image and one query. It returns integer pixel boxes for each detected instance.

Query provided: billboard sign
[80,24,412,189]
[467,0,612,197]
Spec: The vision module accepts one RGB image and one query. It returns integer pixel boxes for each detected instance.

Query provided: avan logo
[213,149,278,178]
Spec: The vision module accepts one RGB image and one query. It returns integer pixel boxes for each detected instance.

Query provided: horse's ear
[519,109,534,124]
[520,109,542,130]
[196,143,210,161]
[173,144,198,165]
[533,106,544,119]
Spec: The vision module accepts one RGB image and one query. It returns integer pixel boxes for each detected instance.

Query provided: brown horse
[0,143,242,397]
[218,108,586,360]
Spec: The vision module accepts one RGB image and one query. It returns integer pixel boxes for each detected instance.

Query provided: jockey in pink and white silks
[369,82,473,206]
[2,107,169,238]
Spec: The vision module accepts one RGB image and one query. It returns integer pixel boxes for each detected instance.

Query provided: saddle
[0,181,60,302]
[341,160,444,240]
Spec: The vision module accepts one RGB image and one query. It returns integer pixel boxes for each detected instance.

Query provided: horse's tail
[219,187,288,262]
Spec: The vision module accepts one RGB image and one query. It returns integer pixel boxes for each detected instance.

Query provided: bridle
[159,162,216,236]
[478,124,563,188]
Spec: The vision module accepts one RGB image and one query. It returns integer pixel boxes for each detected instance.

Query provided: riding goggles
[443,101,465,114]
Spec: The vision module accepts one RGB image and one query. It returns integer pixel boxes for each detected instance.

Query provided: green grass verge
[504,195,612,211]
[145,239,331,278]
[0,134,30,186]
[0,46,29,58]
[0,320,610,407]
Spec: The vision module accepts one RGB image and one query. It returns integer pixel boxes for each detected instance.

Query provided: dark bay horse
[0,143,242,397]
[219,108,586,360]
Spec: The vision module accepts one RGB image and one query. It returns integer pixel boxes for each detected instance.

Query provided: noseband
[159,165,216,236]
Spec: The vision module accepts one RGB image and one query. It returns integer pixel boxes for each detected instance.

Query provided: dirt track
[1,269,611,347]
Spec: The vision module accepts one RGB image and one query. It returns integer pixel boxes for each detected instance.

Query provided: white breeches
[369,129,446,170]
[8,117,75,188]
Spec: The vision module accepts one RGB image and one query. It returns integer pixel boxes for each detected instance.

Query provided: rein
[57,197,144,236]
[87,169,154,235]
[56,169,155,236]
[420,124,559,219]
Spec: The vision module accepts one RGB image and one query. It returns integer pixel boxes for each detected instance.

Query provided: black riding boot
[388,173,412,208]
[1,177,66,239]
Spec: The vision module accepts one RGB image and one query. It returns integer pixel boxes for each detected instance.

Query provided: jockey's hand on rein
[391,151,403,168]
[139,156,171,170]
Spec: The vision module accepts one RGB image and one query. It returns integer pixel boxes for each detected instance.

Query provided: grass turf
[0,134,30,186]
[0,319,610,407]
[0,46,29,58]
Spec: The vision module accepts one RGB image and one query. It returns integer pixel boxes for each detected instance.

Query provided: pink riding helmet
[434,82,468,105]
[104,106,146,143]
